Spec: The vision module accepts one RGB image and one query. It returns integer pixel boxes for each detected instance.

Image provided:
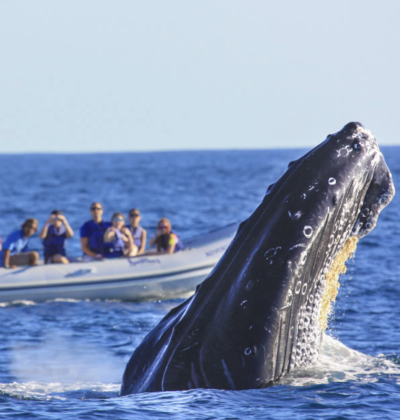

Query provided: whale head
[120,122,394,394]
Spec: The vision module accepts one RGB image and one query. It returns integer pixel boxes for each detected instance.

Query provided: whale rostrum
[120,122,395,395]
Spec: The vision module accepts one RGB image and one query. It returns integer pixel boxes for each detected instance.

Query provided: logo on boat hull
[205,246,228,257]
[128,258,161,267]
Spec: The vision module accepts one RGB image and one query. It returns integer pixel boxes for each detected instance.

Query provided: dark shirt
[80,220,111,255]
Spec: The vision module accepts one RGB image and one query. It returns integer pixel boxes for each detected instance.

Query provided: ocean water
[0,147,399,419]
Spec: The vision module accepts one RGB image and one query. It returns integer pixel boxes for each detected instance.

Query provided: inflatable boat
[0,223,238,303]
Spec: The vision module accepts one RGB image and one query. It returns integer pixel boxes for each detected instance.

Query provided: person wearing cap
[126,208,147,255]
[38,210,74,264]
[103,212,137,258]
[148,218,183,254]
[0,218,39,268]
[80,202,111,261]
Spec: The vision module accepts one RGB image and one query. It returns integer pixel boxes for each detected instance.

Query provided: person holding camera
[39,210,74,264]
[148,218,183,254]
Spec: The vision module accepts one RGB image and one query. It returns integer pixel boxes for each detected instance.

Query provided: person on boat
[103,212,137,258]
[39,210,74,264]
[0,218,39,268]
[148,218,183,254]
[126,208,147,255]
[80,202,111,261]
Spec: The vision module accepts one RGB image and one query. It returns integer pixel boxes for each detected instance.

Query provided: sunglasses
[26,225,37,231]
[158,225,168,229]
[113,217,124,222]
[91,207,102,211]
[130,213,140,217]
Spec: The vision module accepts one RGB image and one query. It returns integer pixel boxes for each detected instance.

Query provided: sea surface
[0,147,399,419]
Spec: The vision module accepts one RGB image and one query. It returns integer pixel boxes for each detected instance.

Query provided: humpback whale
[120,122,395,395]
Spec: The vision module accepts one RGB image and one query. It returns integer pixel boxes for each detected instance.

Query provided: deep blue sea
[0,148,399,419]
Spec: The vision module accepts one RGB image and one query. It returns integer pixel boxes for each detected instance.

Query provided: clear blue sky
[0,1,399,152]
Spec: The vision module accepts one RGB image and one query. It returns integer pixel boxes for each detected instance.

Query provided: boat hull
[0,224,237,303]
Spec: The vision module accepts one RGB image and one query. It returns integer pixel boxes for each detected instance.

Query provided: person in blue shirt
[39,210,74,264]
[0,218,39,268]
[80,202,111,261]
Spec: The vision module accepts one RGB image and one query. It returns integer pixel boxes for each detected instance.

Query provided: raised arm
[149,235,157,246]
[39,217,53,239]
[122,228,137,257]
[103,227,116,243]
[59,215,74,238]
[138,228,147,255]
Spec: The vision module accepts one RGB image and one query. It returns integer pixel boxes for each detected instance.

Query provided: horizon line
[0,143,399,155]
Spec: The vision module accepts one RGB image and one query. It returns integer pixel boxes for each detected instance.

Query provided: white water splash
[281,334,400,387]
[9,332,124,385]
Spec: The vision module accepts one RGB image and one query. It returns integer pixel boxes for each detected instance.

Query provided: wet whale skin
[120,122,395,395]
